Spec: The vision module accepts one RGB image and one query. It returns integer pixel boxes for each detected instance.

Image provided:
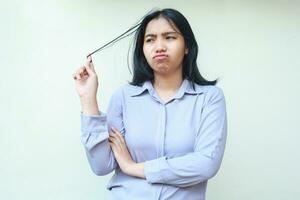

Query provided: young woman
[73,8,227,200]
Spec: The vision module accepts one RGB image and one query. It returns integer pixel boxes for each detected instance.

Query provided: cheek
[178,44,186,58]
[169,41,185,55]
[143,46,152,62]
[142,47,146,58]
[171,48,185,62]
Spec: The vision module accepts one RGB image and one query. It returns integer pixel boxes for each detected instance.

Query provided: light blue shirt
[80,79,227,200]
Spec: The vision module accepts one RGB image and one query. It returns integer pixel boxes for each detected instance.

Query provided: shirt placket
[156,103,167,158]
[155,103,167,200]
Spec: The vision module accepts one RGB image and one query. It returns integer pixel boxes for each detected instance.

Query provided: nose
[155,39,166,53]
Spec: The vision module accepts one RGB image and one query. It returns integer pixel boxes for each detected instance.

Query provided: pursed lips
[153,54,168,60]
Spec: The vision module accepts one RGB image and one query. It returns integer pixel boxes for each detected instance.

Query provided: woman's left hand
[108,127,146,179]
[108,128,135,174]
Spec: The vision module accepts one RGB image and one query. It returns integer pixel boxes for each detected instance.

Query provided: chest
[123,94,204,159]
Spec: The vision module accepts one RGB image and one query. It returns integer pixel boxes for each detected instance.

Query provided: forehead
[144,16,180,35]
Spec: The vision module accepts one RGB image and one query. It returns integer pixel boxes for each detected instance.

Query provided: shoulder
[193,82,224,96]
[193,83,225,104]
[110,82,143,100]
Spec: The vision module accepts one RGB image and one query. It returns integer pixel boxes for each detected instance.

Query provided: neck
[152,71,183,92]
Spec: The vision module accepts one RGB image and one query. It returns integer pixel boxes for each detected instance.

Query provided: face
[143,16,188,77]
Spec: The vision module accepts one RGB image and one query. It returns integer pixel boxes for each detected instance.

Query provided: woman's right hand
[73,56,98,99]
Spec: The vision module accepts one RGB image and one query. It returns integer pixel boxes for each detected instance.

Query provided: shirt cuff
[80,112,107,132]
[144,156,168,184]
[80,112,109,151]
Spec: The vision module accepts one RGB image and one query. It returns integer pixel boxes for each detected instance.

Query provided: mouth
[153,54,168,61]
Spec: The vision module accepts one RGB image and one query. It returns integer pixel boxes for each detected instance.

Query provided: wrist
[124,162,145,179]
[80,97,100,115]
[80,95,97,102]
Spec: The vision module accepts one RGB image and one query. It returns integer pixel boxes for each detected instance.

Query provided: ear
[185,48,189,54]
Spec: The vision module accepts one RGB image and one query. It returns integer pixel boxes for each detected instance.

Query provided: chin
[155,63,169,69]
[155,66,169,74]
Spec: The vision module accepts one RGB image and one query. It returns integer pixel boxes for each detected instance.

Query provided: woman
[73,8,227,200]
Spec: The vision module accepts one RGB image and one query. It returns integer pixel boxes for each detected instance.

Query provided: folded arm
[143,87,227,187]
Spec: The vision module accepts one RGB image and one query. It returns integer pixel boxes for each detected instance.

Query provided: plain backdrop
[1,0,299,199]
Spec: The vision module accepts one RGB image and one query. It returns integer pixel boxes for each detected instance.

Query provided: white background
[1,0,299,199]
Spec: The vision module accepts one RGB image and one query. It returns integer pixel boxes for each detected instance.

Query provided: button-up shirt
[80,79,227,200]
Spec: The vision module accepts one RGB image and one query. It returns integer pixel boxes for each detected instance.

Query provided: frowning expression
[143,16,188,76]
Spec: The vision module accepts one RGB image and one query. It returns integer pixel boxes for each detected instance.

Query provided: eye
[166,36,176,40]
[145,38,154,43]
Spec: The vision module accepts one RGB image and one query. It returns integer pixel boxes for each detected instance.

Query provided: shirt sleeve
[80,89,125,176]
[144,87,227,188]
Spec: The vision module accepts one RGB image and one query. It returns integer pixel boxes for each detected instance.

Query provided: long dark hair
[131,8,217,86]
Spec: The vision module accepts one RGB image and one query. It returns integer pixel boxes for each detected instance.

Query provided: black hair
[130,8,218,86]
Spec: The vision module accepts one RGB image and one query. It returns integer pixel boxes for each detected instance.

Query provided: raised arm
[73,56,124,175]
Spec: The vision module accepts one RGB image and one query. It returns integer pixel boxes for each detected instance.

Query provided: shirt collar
[130,79,204,99]
[129,80,153,97]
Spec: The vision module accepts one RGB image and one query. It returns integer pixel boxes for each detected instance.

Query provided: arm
[80,90,125,176]
[108,127,146,179]
[143,87,227,188]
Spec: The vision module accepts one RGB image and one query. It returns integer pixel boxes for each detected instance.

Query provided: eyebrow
[145,31,179,38]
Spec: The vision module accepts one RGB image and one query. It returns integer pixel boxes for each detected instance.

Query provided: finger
[108,141,116,150]
[81,69,89,77]
[76,66,85,74]
[109,135,118,142]
[109,132,117,139]
[109,140,121,152]
[72,73,77,80]
[108,136,116,144]
[116,133,125,144]
[73,66,86,80]
[87,56,95,71]
[78,67,85,74]
[76,72,81,80]
[73,70,81,80]
[111,127,122,135]
[108,137,116,145]
[111,129,122,141]
[85,56,95,74]
[109,134,120,145]
[78,68,88,79]
[111,136,125,151]
[112,128,125,143]
[84,64,94,76]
